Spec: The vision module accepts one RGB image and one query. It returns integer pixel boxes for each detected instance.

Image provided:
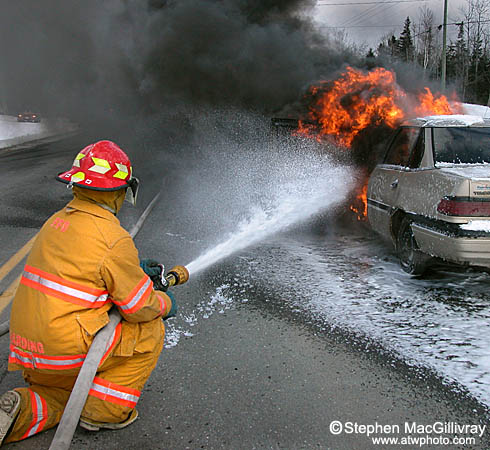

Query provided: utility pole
[441,0,448,91]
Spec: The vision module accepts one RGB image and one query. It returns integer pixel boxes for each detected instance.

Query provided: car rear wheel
[396,217,431,275]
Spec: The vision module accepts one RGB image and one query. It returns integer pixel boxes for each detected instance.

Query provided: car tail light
[437,197,490,216]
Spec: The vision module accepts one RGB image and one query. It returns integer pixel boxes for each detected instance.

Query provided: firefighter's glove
[163,290,178,320]
[140,259,169,292]
[140,259,161,278]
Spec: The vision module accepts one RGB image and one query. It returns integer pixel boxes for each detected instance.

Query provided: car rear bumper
[412,223,490,267]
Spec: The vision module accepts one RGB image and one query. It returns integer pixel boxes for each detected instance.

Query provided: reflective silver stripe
[23,270,108,304]
[91,383,139,404]
[10,350,33,366]
[28,392,45,437]
[120,277,152,311]
[10,348,85,368]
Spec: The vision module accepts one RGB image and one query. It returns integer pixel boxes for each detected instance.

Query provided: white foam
[460,220,490,232]
[418,114,484,127]
[164,285,237,348]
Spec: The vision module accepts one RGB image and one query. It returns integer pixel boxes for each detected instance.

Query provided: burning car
[17,112,41,123]
[277,66,490,274]
[367,114,490,274]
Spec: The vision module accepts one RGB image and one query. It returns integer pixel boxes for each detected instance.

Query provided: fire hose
[48,264,189,450]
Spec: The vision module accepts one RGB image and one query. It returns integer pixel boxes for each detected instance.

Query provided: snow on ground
[0,114,78,149]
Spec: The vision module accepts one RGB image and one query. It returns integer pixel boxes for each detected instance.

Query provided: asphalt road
[0,137,489,449]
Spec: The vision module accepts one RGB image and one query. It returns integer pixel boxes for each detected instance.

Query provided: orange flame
[415,87,461,116]
[309,67,405,147]
[295,67,460,221]
[298,66,459,149]
[349,183,368,221]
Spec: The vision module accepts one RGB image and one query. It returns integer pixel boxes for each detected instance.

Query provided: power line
[435,19,490,30]
[340,2,388,27]
[317,0,431,4]
[340,1,400,28]
[317,0,431,31]
[338,0,396,28]
[319,24,402,28]
[319,5,415,29]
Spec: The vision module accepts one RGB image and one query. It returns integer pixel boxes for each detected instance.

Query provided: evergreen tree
[389,35,398,58]
[446,41,458,81]
[454,22,468,99]
[376,35,398,59]
[468,32,484,102]
[397,17,415,62]
[377,41,388,57]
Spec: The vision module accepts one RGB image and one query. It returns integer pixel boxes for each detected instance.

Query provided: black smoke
[138,0,360,114]
[0,0,359,125]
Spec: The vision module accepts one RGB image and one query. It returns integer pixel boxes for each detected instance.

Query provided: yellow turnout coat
[9,189,172,374]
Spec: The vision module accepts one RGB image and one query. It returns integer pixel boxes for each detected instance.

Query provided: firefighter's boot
[79,408,139,431]
[0,391,21,444]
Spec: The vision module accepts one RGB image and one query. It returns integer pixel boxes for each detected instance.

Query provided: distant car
[367,115,490,275]
[17,112,41,123]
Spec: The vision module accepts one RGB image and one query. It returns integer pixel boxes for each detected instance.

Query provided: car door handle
[390,179,399,188]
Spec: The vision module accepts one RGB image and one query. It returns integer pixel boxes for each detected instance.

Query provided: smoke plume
[0,0,360,124]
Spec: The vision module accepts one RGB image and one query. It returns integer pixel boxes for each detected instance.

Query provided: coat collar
[66,198,120,224]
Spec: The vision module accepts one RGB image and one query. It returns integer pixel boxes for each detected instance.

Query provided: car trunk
[437,165,490,198]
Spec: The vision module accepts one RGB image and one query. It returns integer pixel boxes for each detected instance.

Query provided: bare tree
[416,6,436,78]
[459,0,490,102]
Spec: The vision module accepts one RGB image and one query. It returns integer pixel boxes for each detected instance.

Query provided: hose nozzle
[165,265,189,287]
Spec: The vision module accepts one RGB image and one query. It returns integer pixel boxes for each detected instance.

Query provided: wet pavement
[235,228,490,409]
[0,137,489,449]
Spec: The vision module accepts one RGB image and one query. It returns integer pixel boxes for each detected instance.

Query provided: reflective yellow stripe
[73,153,86,168]
[71,171,85,182]
[113,163,129,180]
[89,157,111,174]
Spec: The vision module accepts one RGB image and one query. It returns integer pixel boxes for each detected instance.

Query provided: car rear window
[433,127,490,164]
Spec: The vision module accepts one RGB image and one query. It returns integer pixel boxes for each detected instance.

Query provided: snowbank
[0,115,78,149]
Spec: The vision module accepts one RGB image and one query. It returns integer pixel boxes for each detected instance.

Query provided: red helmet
[57,140,139,204]
[57,140,134,190]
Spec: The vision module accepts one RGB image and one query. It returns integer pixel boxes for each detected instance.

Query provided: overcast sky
[312,0,467,49]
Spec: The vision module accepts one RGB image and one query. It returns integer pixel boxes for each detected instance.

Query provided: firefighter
[0,140,176,444]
